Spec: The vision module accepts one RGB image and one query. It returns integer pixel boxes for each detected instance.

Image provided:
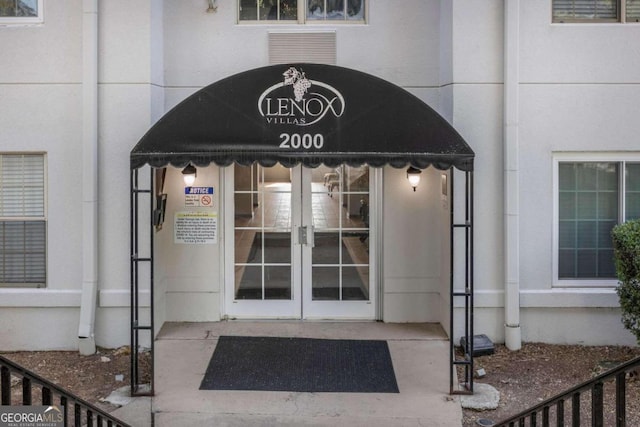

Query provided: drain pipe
[78,0,99,356]
[503,0,522,351]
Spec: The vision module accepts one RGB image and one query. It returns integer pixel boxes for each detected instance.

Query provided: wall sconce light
[406,166,422,192]
[182,164,197,186]
[206,0,218,13]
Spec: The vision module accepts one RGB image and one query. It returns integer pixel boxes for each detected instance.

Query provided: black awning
[130,64,474,171]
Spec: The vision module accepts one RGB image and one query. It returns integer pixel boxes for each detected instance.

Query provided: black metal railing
[495,355,640,427]
[1,354,131,427]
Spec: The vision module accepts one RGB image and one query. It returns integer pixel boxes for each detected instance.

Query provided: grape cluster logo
[258,67,345,127]
[283,67,312,102]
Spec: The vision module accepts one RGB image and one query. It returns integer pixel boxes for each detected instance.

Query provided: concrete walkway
[121,322,463,426]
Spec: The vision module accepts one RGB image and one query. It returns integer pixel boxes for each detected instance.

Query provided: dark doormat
[199,336,399,393]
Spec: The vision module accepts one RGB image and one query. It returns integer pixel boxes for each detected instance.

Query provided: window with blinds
[553,0,640,22]
[557,161,640,281]
[628,0,640,21]
[0,154,46,287]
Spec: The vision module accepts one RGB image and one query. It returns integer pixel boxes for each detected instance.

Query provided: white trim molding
[0,289,80,307]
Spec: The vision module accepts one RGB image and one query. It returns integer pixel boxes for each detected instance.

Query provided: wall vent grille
[268,31,337,65]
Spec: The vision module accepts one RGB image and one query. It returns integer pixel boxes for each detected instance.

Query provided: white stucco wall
[513,1,640,345]
[0,2,84,350]
[445,0,506,344]
[154,166,222,324]
[382,167,449,323]
[2,0,639,351]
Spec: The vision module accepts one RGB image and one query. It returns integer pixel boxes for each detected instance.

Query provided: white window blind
[553,0,618,21]
[0,154,46,286]
[628,0,640,21]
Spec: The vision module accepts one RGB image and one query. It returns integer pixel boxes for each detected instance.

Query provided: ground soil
[1,343,639,426]
[461,343,640,427]
[0,347,150,413]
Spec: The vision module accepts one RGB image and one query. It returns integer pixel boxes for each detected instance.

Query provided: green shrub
[612,219,640,345]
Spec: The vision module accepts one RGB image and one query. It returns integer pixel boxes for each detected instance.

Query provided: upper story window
[239,0,366,24]
[553,0,640,23]
[0,0,43,25]
[554,156,640,286]
[0,154,47,288]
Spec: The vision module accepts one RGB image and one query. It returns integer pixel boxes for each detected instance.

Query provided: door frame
[222,164,381,320]
[300,166,380,320]
[223,165,303,319]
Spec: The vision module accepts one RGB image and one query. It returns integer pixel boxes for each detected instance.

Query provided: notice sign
[174,211,218,244]
[185,187,214,208]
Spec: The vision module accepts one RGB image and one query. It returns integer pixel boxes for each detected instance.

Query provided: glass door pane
[234,164,293,300]
[310,165,370,302]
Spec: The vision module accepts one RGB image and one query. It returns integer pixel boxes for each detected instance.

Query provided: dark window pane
[577,221,597,248]
[263,232,291,263]
[313,232,340,264]
[559,249,576,278]
[576,163,598,190]
[249,0,298,21]
[598,191,617,219]
[626,193,640,220]
[559,192,576,220]
[342,267,367,300]
[559,163,576,190]
[598,163,618,190]
[577,192,597,219]
[312,267,339,300]
[559,221,576,248]
[239,0,258,20]
[597,220,616,250]
[626,163,640,219]
[558,162,619,279]
[236,266,262,299]
[264,266,291,299]
[576,250,597,277]
[597,249,616,277]
[280,0,297,20]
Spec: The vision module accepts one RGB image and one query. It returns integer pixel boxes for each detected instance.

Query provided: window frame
[552,0,640,23]
[553,152,640,287]
[0,152,47,288]
[237,0,367,25]
[0,0,44,25]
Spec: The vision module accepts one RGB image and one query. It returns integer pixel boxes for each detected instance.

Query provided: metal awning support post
[130,167,155,397]
[449,169,474,395]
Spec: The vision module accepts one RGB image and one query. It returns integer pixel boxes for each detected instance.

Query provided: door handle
[309,225,315,248]
[298,226,314,247]
[298,226,308,245]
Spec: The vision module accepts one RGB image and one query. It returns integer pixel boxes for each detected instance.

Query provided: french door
[224,164,377,319]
